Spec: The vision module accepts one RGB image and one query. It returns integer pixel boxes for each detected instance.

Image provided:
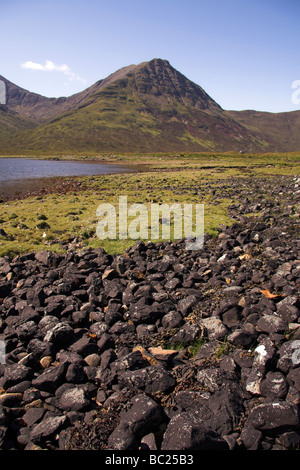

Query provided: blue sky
[1,0,300,112]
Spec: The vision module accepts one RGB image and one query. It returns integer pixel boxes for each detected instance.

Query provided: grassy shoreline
[0,152,299,258]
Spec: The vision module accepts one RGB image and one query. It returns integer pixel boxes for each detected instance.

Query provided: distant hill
[228,109,300,152]
[0,59,299,154]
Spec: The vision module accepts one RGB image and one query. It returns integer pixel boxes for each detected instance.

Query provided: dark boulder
[161,412,229,450]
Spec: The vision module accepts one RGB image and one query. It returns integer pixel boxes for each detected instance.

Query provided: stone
[276,296,300,323]
[16,321,38,342]
[108,320,135,335]
[110,350,149,375]
[69,335,99,357]
[141,433,157,450]
[96,368,117,389]
[119,364,176,394]
[196,367,238,393]
[2,364,33,389]
[227,323,257,348]
[222,307,241,327]
[27,338,55,359]
[256,315,288,334]
[148,346,178,362]
[275,431,300,450]
[175,388,243,435]
[99,349,118,371]
[0,181,299,450]
[31,362,68,393]
[22,407,46,426]
[97,332,115,352]
[245,338,276,396]
[44,322,74,346]
[177,295,198,316]
[171,323,201,345]
[248,401,300,433]
[35,251,59,266]
[59,387,91,411]
[0,393,23,407]
[66,362,86,384]
[260,371,289,399]
[118,393,167,439]
[129,302,163,325]
[161,412,229,450]
[40,356,53,368]
[90,321,108,338]
[38,315,59,334]
[287,369,300,391]
[200,317,228,341]
[107,423,138,450]
[104,303,122,327]
[239,424,263,450]
[30,415,68,444]
[84,353,101,367]
[161,311,183,329]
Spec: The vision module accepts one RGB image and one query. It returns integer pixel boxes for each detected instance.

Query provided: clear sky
[1,0,300,112]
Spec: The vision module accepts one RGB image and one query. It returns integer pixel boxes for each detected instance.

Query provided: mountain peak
[1,59,299,153]
[132,58,221,112]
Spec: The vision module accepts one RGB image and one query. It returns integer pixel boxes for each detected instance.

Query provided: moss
[166,337,205,358]
[0,152,298,257]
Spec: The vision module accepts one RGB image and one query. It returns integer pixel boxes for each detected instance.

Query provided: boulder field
[0,175,299,450]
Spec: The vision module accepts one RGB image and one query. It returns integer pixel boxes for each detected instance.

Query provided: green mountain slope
[228,109,300,152]
[0,59,299,154]
[0,105,36,141]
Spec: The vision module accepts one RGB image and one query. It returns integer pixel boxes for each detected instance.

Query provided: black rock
[161,412,229,450]
[119,364,176,394]
[69,335,98,357]
[0,176,299,450]
[31,362,69,393]
[260,371,289,399]
[27,338,55,359]
[59,386,91,412]
[171,323,201,345]
[44,322,74,347]
[1,364,33,389]
[108,393,167,450]
[248,401,300,433]
[30,415,69,444]
[107,423,138,450]
[66,362,87,384]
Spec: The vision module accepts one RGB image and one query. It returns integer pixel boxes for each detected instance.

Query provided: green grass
[0,152,299,257]
[166,337,205,358]
[0,172,231,257]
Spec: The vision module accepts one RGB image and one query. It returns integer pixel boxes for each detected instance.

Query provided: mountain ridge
[0,58,299,154]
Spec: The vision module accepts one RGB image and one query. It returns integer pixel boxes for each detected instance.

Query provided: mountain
[0,59,299,154]
[228,109,300,152]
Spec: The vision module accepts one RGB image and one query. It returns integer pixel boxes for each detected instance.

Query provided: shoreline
[0,162,148,202]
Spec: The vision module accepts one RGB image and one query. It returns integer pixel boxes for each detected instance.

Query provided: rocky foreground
[0,175,299,451]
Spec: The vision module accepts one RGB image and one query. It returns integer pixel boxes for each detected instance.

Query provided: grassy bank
[0,152,299,257]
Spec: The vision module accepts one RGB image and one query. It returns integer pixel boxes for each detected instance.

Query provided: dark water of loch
[0,158,133,199]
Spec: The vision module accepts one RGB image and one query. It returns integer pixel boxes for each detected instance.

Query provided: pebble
[0,174,299,450]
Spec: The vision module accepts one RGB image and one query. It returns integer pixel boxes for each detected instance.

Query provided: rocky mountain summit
[0,174,299,450]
